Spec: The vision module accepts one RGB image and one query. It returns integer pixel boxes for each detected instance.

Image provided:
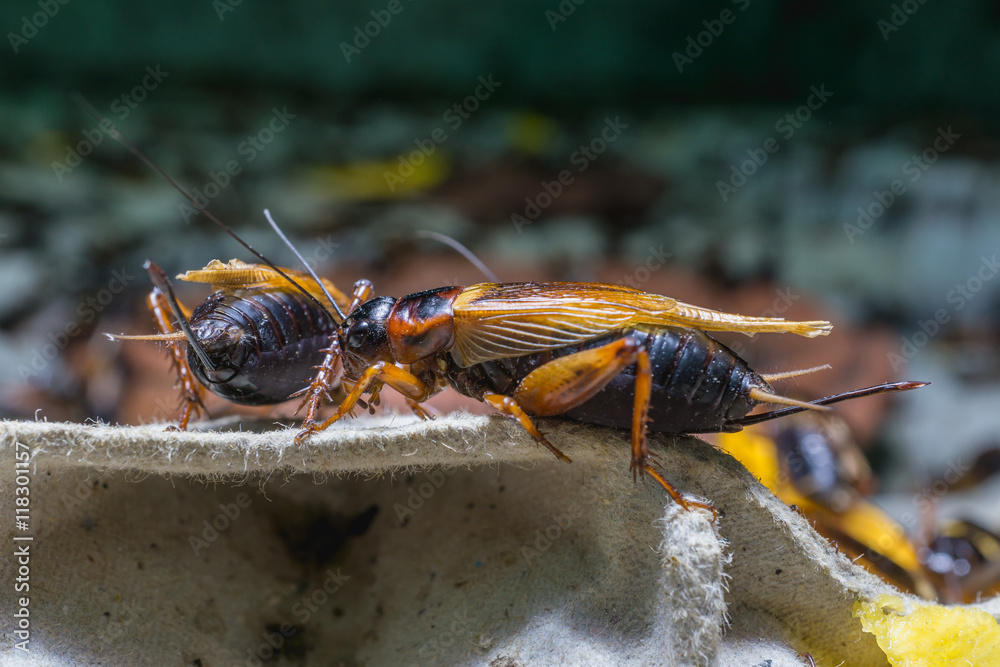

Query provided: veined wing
[450,282,831,367]
[177,259,350,313]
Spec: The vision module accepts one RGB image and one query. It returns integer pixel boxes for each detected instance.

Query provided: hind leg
[507,334,654,466]
[496,335,715,513]
[145,288,207,430]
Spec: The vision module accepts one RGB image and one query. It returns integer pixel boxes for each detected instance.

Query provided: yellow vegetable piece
[855,594,1000,666]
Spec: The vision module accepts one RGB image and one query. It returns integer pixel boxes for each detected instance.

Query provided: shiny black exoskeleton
[187,288,339,404]
[446,327,771,433]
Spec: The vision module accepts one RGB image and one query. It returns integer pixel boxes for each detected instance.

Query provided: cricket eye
[346,321,370,349]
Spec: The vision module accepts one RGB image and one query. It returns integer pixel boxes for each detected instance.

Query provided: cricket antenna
[414,230,500,283]
[726,381,929,429]
[143,260,234,381]
[263,209,345,320]
[69,91,341,325]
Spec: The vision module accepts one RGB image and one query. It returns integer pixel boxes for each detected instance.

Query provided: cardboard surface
[2,415,997,666]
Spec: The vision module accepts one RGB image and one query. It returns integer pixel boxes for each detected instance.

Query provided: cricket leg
[510,334,649,465]
[507,334,715,514]
[293,280,375,427]
[295,362,433,444]
[482,393,571,463]
[146,287,207,431]
[346,279,374,315]
[405,398,438,420]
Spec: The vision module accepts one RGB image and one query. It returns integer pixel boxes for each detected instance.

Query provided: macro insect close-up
[4,3,1000,666]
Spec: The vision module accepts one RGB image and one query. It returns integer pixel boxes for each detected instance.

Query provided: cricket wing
[449,282,832,367]
[177,259,350,312]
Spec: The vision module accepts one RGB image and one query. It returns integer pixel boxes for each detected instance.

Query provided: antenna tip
[895,381,930,391]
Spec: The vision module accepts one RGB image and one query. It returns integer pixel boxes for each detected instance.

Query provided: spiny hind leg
[292,343,342,421]
[632,354,716,517]
[505,334,654,465]
[146,287,206,431]
[502,333,698,512]
[629,343,654,479]
[167,393,204,432]
[495,334,711,512]
[506,334,656,473]
[642,464,717,519]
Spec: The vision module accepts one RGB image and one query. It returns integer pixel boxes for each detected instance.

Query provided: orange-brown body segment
[386,286,463,364]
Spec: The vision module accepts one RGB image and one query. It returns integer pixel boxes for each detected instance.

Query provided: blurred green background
[5,1,1000,112]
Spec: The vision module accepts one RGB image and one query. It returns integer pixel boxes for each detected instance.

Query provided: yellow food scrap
[854,594,1000,666]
